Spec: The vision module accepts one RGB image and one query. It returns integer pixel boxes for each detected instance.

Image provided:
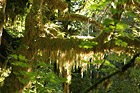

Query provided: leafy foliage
[0,68,11,83]
[79,41,98,49]
[115,39,128,47]
[10,54,65,93]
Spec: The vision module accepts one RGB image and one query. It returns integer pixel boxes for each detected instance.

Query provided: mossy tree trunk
[1,0,44,93]
[0,0,7,45]
[62,67,69,93]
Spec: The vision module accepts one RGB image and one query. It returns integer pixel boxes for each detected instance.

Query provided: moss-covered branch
[84,53,140,93]
[57,13,112,44]
[57,14,103,29]
[37,36,140,54]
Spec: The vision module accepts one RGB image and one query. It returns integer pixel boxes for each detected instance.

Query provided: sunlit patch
[0,67,12,84]
[67,74,71,83]
[74,36,95,39]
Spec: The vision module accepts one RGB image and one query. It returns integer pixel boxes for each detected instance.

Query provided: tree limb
[57,14,103,29]
[37,36,140,55]
[84,53,140,93]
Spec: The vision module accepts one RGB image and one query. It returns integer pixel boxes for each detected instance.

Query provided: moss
[58,14,103,29]
[46,0,68,11]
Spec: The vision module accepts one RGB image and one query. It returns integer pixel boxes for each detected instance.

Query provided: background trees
[0,0,140,93]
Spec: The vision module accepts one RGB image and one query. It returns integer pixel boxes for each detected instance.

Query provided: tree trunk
[0,0,6,45]
[0,0,44,92]
[62,67,69,93]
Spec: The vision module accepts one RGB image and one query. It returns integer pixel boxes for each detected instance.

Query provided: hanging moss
[46,0,68,11]
[31,36,140,92]
[36,37,140,65]
[37,37,140,56]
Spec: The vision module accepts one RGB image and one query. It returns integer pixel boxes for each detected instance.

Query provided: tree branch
[57,14,103,29]
[37,36,140,54]
[84,53,140,93]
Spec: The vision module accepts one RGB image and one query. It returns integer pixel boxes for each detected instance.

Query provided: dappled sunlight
[72,35,95,39]
[1,0,140,93]
[0,67,12,85]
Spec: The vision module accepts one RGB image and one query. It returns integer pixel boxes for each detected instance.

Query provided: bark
[0,0,6,45]
[1,0,44,93]
[62,67,69,93]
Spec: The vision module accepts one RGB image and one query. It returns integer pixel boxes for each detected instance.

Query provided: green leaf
[103,27,112,33]
[37,62,53,68]
[0,77,4,82]
[81,60,90,64]
[104,60,115,68]
[60,78,67,82]
[102,18,114,26]
[127,34,135,40]
[17,77,29,84]
[81,60,86,63]
[28,0,33,4]
[12,61,30,67]
[88,3,99,10]
[88,2,107,10]
[10,54,18,59]
[38,72,46,76]
[116,23,129,31]
[37,62,47,66]
[79,41,98,49]
[15,91,19,93]
[19,54,28,61]
[13,72,20,75]
[109,25,115,29]
[125,12,136,17]
[29,77,36,81]
[91,60,102,64]
[110,8,118,14]
[97,54,101,57]
[19,71,35,77]
[115,39,128,47]
[101,68,114,72]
